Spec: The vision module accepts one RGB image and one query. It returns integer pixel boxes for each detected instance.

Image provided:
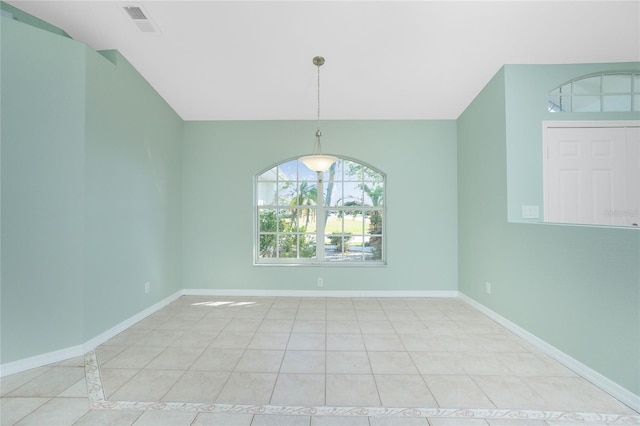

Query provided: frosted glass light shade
[299,154,338,172]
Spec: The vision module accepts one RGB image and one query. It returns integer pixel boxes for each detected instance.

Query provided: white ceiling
[6,1,640,120]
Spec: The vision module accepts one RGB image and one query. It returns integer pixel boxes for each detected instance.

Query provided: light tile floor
[1,296,639,425]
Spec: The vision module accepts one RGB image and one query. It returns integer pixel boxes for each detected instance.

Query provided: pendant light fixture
[299,56,338,173]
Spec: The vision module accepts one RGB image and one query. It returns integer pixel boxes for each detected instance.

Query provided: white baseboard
[182,289,459,298]
[459,293,640,412]
[2,289,454,377]
[0,344,85,377]
[0,290,183,378]
[82,290,183,352]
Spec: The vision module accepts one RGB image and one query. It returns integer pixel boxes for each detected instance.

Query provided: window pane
[318,159,342,182]
[298,164,317,182]
[559,96,571,112]
[558,96,572,112]
[362,182,383,206]
[278,234,298,258]
[572,95,600,112]
[343,182,363,205]
[634,75,640,93]
[296,208,317,233]
[364,167,383,183]
[278,160,298,181]
[344,241,366,262]
[280,209,305,231]
[258,209,279,232]
[572,76,600,95]
[367,211,383,236]
[603,95,631,112]
[325,237,363,262]
[366,210,383,260]
[343,161,363,181]
[325,211,343,234]
[345,213,367,235]
[259,235,278,258]
[299,235,317,258]
[634,94,640,111]
[297,181,318,205]
[325,250,348,262]
[366,235,383,261]
[327,233,349,251]
[258,166,278,182]
[257,182,277,205]
[602,74,631,93]
[277,182,297,205]
[560,83,572,94]
[324,181,343,207]
[548,96,565,112]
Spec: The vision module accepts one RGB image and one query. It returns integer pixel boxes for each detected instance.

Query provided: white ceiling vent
[123,4,160,34]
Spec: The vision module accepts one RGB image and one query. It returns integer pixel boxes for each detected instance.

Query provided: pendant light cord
[316,61,321,135]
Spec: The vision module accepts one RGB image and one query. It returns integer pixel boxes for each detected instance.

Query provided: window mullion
[316,172,325,262]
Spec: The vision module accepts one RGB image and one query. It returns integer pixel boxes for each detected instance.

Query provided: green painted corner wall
[83,49,184,339]
[458,66,640,395]
[181,120,459,292]
[1,16,86,362]
[1,15,183,363]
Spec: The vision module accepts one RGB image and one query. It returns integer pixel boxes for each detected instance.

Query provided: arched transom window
[548,72,640,113]
[255,157,385,265]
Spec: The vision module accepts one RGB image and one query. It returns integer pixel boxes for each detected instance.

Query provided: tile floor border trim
[459,292,640,413]
[182,289,460,298]
[82,351,640,425]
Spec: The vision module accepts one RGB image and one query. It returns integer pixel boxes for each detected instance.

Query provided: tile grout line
[160,311,226,404]
[82,319,640,424]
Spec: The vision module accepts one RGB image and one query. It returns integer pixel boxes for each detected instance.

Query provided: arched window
[548,72,640,113]
[255,157,385,265]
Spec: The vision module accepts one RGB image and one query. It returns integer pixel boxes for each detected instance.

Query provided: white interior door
[544,122,640,227]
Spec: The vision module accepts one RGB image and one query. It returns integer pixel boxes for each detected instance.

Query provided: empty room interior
[1,1,639,425]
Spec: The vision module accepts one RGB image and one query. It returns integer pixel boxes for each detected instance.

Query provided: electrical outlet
[145,281,150,293]
[522,205,540,219]
[317,278,324,287]
[485,282,491,295]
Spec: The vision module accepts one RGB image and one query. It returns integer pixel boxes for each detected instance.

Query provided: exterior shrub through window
[256,157,385,265]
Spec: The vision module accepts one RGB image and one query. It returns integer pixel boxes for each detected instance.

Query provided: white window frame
[548,72,640,113]
[254,156,386,266]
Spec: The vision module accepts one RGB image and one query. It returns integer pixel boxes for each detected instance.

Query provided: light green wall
[1,14,183,363]
[504,63,640,223]
[458,67,640,395]
[1,16,85,362]
[181,120,459,292]
[83,50,183,339]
